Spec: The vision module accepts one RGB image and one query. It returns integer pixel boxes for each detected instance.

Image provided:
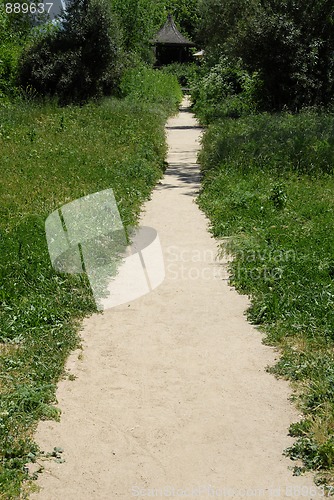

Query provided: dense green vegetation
[120,64,182,107]
[18,0,123,105]
[0,0,31,101]
[161,62,198,88]
[0,0,197,103]
[191,56,261,122]
[196,0,334,111]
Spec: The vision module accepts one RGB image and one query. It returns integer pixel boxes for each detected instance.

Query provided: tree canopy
[2,0,334,110]
[17,0,123,104]
[197,0,334,110]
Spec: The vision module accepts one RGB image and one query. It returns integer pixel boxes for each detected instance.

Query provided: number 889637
[5,2,53,14]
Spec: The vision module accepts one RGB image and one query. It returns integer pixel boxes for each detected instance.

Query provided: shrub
[160,62,199,88]
[17,0,123,104]
[190,57,263,123]
[197,0,334,111]
[0,0,33,99]
[0,42,21,98]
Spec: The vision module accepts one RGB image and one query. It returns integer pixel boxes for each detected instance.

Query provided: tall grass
[197,111,334,487]
[0,69,181,498]
[120,64,182,109]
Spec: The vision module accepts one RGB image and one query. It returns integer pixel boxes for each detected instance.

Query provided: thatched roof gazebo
[152,14,195,66]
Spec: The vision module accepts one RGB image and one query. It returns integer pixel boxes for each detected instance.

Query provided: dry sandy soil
[30,98,323,499]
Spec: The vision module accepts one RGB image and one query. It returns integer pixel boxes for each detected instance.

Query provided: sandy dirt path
[31,98,323,499]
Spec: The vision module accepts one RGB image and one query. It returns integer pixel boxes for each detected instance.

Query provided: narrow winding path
[32,98,321,499]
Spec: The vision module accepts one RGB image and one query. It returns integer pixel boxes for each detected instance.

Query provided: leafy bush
[161,62,199,88]
[0,0,33,99]
[232,3,334,110]
[0,42,21,98]
[197,0,334,111]
[191,57,262,123]
[17,0,123,104]
[196,0,257,59]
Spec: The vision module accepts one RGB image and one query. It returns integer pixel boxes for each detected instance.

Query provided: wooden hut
[152,14,195,66]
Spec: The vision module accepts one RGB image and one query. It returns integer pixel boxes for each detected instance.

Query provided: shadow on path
[158,162,202,197]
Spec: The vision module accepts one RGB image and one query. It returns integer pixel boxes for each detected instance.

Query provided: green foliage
[233,9,300,110]
[0,0,34,41]
[120,64,182,112]
[197,111,334,479]
[111,0,165,62]
[232,1,334,110]
[0,69,178,496]
[17,0,123,104]
[161,62,199,88]
[0,0,33,99]
[197,0,334,110]
[0,42,21,99]
[191,57,263,122]
[196,0,257,59]
[164,0,200,41]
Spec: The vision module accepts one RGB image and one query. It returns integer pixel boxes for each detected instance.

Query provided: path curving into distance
[31,98,322,499]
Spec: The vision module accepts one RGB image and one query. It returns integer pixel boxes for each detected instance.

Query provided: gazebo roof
[152,14,195,47]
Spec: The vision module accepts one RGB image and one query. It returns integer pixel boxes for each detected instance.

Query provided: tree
[196,0,257,60]
[197,0,334,110]
[165,0,200,41]
[110,0,166,62]
[0,0,33,97]
[18,0,123,104]
[234,0,334,109]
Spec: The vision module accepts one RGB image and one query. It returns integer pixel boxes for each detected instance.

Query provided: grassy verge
[197,111,334,488]
[0,69,181,498]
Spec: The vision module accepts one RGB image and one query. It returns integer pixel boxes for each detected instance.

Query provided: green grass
[197,110,334,487]
[120,63,182,110]
[0,69,181,498]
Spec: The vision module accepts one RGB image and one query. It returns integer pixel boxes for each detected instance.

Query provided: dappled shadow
[162,107,203,197]
[167,163,201,184]
[166,125,202,130]
[178,103,192,112]
[157,162,202,197]
[168,149,201,156]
